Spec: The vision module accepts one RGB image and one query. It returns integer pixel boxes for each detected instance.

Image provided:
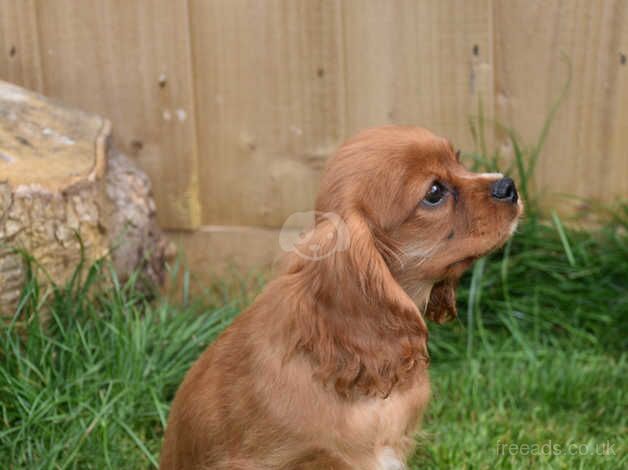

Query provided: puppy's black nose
[491,177,518,203]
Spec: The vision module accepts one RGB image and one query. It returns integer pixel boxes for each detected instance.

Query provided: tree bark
[0,80,173,315]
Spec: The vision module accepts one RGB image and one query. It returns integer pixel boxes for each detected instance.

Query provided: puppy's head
[314,126,523,323]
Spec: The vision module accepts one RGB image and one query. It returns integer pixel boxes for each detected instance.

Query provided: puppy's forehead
[403,134,458,170]
[328,126,458,179]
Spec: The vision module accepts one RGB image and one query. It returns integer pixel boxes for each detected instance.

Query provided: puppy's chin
[446,256,477,277]
[444,225,518,278]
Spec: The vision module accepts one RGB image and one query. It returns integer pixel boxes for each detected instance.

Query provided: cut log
[0,80,174,315]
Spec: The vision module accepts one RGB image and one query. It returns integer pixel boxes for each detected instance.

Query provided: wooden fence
[1,0,627,276]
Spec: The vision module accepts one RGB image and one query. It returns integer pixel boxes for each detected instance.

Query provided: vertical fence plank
[32,0,200,228]
[494,0,628,209]
[189,0,345,227]
[341,0,494,152]
[0,0,43,91]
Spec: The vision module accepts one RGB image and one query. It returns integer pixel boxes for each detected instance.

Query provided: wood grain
[0,0,43,91]
[0,79,107,189]
[341,0,494,150]
[494,0,628,211]
[28,0,201,228]
[169,225,290,282]
[189,0,344,227]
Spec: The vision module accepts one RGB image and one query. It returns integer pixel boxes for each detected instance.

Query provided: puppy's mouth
[450,256,477,269]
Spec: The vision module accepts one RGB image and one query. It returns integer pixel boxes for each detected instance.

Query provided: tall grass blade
[551,210,576,267]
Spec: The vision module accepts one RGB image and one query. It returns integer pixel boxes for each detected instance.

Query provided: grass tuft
[1,259,239,468]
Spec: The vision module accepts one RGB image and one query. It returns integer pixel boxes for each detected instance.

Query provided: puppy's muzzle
[491,177,518,204]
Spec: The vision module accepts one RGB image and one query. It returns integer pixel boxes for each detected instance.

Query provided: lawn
[1,202,625,469]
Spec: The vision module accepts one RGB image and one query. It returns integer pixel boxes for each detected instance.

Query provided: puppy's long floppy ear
[425,278,458,324]
[344,214,428,332]
[286,211,426,330]
[286,212,429,398]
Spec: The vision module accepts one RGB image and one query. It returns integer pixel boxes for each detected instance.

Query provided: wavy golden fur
[160,126,522,469]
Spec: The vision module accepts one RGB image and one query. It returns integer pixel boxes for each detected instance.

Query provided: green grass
[1,206,626,469]
[1,111,627,468]
[412,349,626,469]
[0,261,239,469]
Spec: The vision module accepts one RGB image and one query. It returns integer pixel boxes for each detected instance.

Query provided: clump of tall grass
[445,87,627,360]
[431,200,627,356]
[0,256,239,468]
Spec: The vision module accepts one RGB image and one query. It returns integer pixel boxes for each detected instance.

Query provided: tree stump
[0,80,174,315]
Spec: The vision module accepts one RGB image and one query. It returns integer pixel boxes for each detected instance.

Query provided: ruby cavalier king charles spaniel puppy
[161,126,523,470]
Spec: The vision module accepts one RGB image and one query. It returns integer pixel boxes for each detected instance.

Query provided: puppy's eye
[422,182,448,206]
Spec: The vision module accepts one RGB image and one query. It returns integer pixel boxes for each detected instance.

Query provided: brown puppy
[160,126,522,470]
